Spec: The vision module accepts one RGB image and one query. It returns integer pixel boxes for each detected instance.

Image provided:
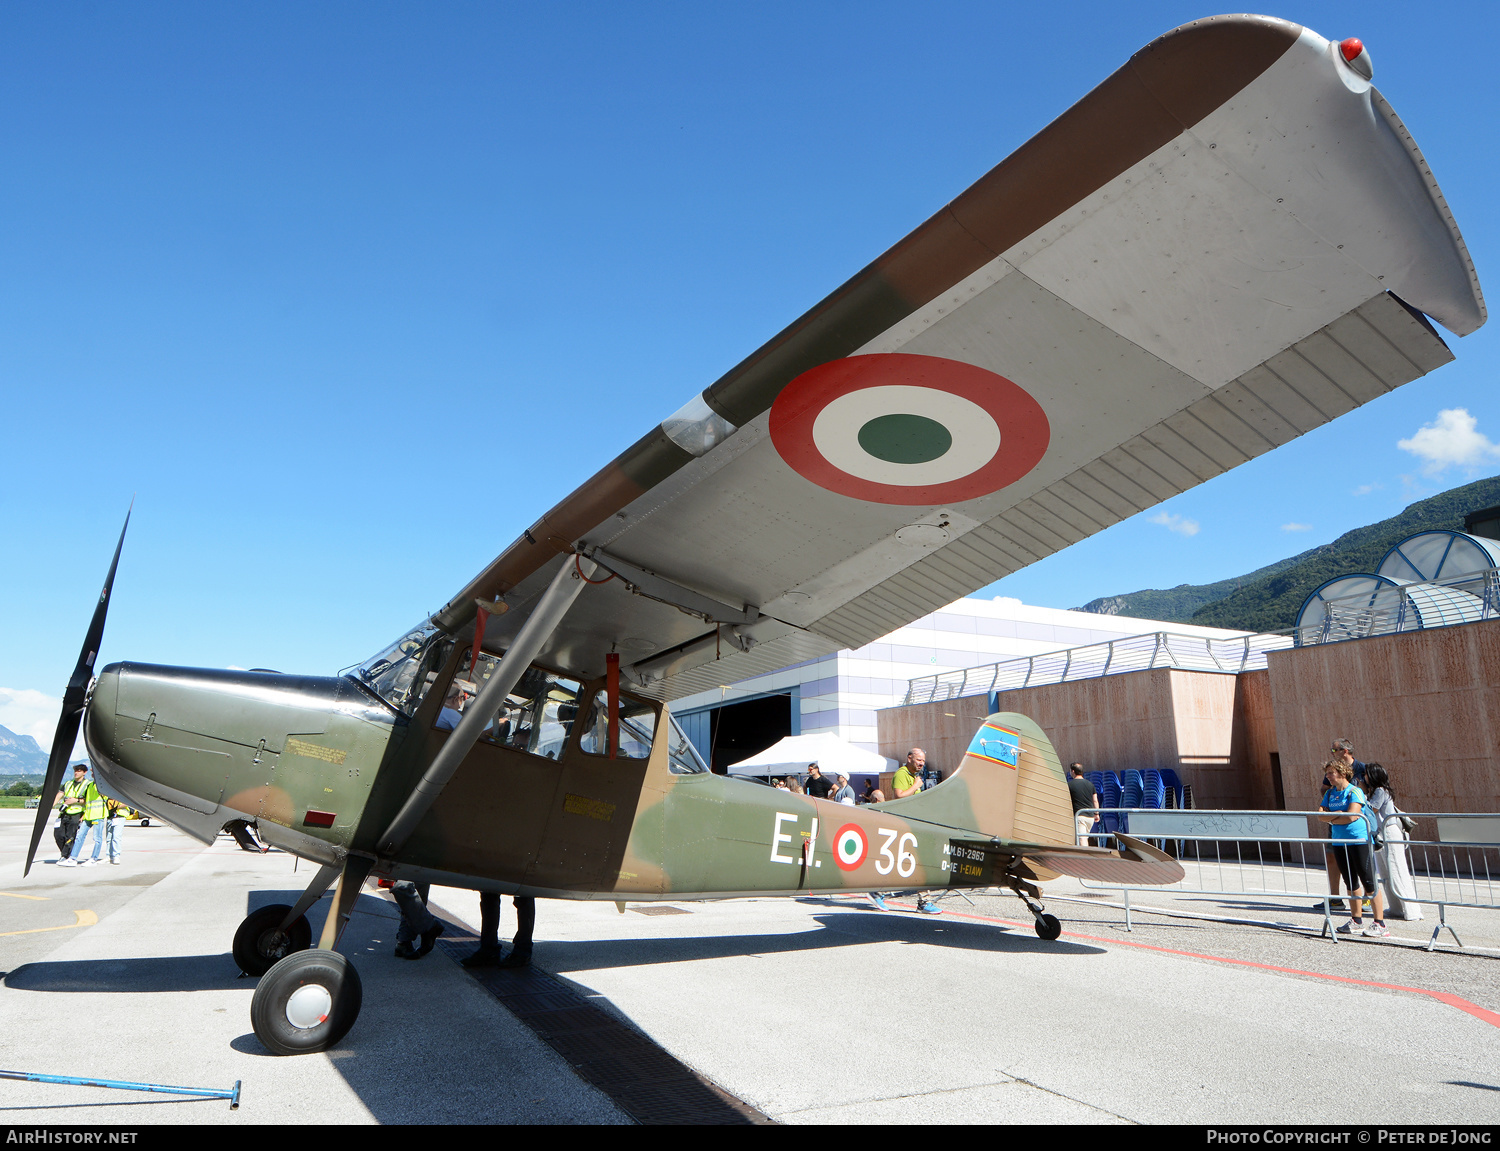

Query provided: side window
[529,674,583,760]
[446,654,581,762]
[579,692,657,760]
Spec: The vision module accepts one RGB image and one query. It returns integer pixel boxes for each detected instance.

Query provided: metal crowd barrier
[1381,812,1500,950]
[1072,808,1500,948]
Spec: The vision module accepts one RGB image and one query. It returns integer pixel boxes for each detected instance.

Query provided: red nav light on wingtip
[1339,37,1373,81]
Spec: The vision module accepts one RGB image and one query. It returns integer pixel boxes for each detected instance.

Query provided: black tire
[249,949,362,1057]
[233,904,312,977]
[139,818,149,827]
[1034,913,1062,941]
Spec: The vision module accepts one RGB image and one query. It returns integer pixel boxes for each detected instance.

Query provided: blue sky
[3,2,1498,750]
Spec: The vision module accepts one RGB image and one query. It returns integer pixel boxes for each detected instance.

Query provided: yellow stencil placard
[563,793,615,823]
[286,738,348,765]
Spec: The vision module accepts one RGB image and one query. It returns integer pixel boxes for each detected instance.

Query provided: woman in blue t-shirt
[1318,759,1387,936]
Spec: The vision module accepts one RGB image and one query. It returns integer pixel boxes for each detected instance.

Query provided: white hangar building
[670,596,1247,773]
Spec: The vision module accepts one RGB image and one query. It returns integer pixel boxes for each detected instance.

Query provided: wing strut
[374,557,597,857]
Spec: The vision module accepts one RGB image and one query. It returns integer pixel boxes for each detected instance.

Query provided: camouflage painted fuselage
[86,659,1095,901]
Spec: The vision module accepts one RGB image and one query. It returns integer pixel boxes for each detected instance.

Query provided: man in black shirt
[1067,764,1099,845]
[804,763,835,800]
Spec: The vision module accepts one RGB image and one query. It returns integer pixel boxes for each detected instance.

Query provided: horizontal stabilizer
[1029,832,1185,886]
[947,832,1185,887]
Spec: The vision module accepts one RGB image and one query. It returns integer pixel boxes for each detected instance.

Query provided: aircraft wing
[434,15,1484,698]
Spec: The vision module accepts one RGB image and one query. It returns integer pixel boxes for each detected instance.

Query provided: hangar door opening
[676,689,798,775]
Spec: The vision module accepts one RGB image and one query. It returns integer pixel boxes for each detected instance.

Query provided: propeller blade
[23,507,132,877]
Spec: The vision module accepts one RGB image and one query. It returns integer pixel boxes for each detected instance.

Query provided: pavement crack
[778,1076,1135,1122]
[1000,1069,1138,1124]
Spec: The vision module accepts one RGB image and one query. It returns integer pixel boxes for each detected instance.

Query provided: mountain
[1077,473,1500,634]
[1076,551,1311,623]
[1191,474,1500,632]
[0,725,49,775]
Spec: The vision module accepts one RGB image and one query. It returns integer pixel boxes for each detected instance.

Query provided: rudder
[877,712,1074,846]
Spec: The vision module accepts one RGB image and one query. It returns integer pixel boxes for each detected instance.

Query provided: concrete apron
[5,810,1498,1125]
[521,892,1500,1125]
[0,832,626,1125]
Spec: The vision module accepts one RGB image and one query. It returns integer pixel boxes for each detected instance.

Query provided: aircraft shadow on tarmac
[2,897,1099,1123]
[2,892,396,996]
[539,907,1106,973]
[4,954,246,994]
[1,894,1099,997]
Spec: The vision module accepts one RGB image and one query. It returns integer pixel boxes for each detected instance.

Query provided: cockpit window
[449,651,582,761]
[579,693,657,760]
[578,694,706,775]
[351,623,449,715]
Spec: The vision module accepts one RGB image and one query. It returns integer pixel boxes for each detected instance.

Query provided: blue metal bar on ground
[0,1069,241,1109]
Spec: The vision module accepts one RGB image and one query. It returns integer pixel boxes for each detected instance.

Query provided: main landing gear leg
[231,862,340,977]
[249,856,372,1056]
[1007,876,1062,941]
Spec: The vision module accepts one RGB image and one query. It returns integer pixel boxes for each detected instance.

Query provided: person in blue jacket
[1318,759,1387,937]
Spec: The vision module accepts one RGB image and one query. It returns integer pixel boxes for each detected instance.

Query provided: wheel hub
[285,983,333,1029]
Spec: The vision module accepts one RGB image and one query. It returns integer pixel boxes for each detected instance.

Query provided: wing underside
[433,16,1484,697]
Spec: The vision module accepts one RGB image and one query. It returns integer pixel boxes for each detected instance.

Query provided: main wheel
[233,904,312,976]
[1034,913,1062,941]
[250,949,362,1056]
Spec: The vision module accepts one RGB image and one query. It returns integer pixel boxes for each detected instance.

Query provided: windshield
[352,622,449,714]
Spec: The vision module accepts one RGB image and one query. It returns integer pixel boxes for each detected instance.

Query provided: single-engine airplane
[26,15,1485,1056]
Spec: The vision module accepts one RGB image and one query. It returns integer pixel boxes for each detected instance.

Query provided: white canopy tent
[725,732,897,780]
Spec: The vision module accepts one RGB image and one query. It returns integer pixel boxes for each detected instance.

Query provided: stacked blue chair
[1140,769,1168,850]
[1141,769,1166,809]
[1098,772,1122,835]
[1120,770,1144,834]
[1159,768,1185,809]
[1083,772,1106,844]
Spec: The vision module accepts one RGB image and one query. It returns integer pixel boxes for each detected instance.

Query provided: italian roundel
[769,353,1050,506]
[834,824,867,872]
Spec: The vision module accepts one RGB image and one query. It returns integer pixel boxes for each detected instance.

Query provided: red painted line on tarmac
[878,899,1500,1030]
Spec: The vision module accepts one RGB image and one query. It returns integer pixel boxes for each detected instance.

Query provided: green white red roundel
[769,353,1050,505]
[834,824,867,871]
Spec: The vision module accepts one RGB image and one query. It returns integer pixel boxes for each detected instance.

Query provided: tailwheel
[233,904,312,977]
[250,949,362,1056]
[1034,913,1062,941]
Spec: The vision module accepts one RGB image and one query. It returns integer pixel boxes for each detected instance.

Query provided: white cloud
[0,687,90,764]
[1281,522,1313,532]
[1397,408,1500,475]
[1352,483,1383,496]
[1148,511,1200,537]
[0,687,63,753]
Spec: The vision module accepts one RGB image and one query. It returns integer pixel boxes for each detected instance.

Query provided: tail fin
[880,712,1074,846]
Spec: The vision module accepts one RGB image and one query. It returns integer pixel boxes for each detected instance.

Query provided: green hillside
[1076,551,1312,623]
[1076,473,1500,633]
[1191,474,1500,632]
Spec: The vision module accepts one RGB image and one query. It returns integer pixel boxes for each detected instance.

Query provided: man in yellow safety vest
[53,764,90,859]
[104,796,128,865]
[59,771,107,868]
